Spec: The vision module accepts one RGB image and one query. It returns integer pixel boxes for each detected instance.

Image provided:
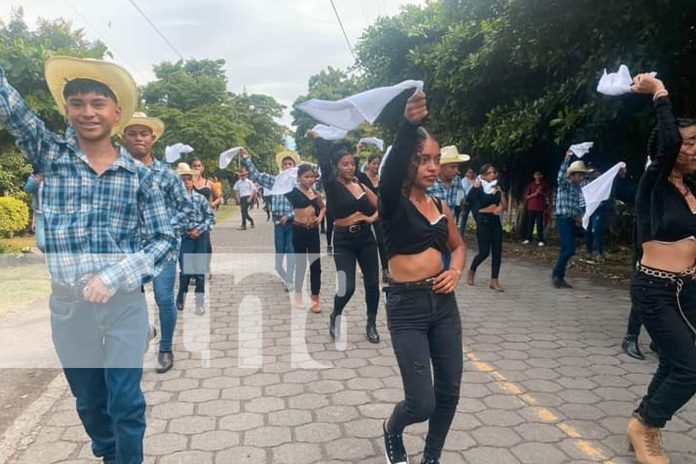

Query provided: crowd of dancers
[1,53,695,464]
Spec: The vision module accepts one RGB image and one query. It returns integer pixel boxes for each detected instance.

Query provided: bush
[0,196,30,237]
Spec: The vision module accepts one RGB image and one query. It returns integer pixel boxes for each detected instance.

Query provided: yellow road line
[465,350,617,463]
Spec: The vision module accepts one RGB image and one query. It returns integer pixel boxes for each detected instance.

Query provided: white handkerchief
[297,80,424,131]
[218,147,243,169]
[358,137,385,152]
[270,167,298,195]
[569,142,594,159]
[165,143,194,163]
[597,64,657,96]
[379,145,392,177]
[311,124,349,140]
[477,176,498,194]
[582,161,625,229]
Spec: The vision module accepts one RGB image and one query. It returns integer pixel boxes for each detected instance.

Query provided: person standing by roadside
[241,148,299,291]
[523,170,549,246]
[459,167,477,235]
[175,162,216,316]
[380,90,466,464]
[0,56,176,464]
[233,166,256,230]
[551,150,592,288]
[122,112,195,374]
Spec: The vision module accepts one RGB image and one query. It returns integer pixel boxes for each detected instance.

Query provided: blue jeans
[50,291,148,464]
[552,216,577,280]
[177,232,210,309]
[585,211,606,256]
[273,220,295,287]
[153,258,177,352]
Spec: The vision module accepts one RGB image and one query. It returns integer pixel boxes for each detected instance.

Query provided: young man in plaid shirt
[0,57,175,464]
[552,149,592,288]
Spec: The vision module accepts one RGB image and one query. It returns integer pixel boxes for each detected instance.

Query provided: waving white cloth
[270,167,298,195]
[378,145,392,177]
[218,147,243,169]
[477,176,498,194]
[582,162,625,229]
[165,143,194,163]
[358,137,385,151]
[296,80,424,131]
[311,124,349,141]
[569,142,594,159]
[597,65,657,96]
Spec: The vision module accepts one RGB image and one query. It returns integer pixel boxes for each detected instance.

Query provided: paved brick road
[5,208,696,463]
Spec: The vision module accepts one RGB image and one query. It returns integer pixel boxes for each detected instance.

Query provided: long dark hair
[332,149,354,178]
[647,118,696,161]
[297,163,316,177]
[189,157,208,180]
[403,126,439,194]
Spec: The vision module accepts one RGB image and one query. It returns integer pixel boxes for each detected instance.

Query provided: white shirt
[233,178,255,198]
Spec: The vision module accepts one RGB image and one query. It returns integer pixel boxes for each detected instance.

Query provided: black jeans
[631,272,696,427]
[240,196,254,228]
[386,288,462,459]
[325,211,334,247]
[470,212,502,279]
[332,225,379,317]
[292,225,321,295]
[526,210,545,242]
[373,220,388,272]
[626,303,643,338]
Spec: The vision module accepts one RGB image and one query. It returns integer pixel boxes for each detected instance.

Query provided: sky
[5,0,426,127]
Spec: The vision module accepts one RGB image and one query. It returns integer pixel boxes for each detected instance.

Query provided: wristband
[653,89,669,101]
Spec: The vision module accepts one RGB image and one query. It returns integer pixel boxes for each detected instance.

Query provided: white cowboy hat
[176,162,199,178]
[440,145,471,165]
[122,111,165,140]
[275,150,301,171]
[567,160,593,176]
[44,56,138,135]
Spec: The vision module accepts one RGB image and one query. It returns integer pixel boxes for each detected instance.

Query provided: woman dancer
[286,164,325,312]
[380,90,466,464]
[467,164,506,292]
[307,130,381,344]
[627,73,696,464]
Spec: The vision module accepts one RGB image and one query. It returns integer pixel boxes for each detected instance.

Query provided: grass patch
[215,204,238,224]
[0,263,51,316]
[0,235,37,253]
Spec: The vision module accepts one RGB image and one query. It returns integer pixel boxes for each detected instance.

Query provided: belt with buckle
[335,222,368,233]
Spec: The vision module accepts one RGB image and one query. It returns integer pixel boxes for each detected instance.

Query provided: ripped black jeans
[386,287,463,459]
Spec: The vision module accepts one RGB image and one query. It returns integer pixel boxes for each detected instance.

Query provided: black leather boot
[156,351,174,374]
[421,455,439,464]
[622,335,645,360]
[366,315,380,344]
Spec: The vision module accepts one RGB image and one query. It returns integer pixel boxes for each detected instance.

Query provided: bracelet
[653,89,669,101]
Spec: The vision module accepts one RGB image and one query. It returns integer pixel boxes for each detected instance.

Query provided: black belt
[334,222,369,233]
[51,282,142,300]
[385,273,443,293]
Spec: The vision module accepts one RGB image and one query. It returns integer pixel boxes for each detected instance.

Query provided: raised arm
[307,130,336,185]
[0,68,58,167]
[241,148,276,190]
[379,91,428,219]
[557,152,573,186]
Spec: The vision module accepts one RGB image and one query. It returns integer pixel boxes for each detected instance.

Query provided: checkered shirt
[242,158,295,223]
[188,190,216,233]
[0,68,176,293]
[554,156,584,218]
[428,175,465,211]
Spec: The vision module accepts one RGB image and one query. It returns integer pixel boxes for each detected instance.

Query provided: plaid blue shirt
[242,158,295,223]
[0,68,176,293]
[428,175,465,211]
[555,156,584,218]
[188,190,216,233]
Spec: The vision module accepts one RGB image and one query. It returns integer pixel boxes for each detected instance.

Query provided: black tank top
[286,187,322,216]
[194,186,212,201]
[383,196,449,259]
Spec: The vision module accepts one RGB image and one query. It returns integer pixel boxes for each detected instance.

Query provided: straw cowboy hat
[440,145,471,165]
[176,162,199,178]
[44,55,138,135]
[567,160,593,176]
[122,112,166,140]
[275,150,301,171]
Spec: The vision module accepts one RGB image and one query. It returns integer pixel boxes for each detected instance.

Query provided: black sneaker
[420,456,438,464]
[552,277,573,289]
[383,421,408,463]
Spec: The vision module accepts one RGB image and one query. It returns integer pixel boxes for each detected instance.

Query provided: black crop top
[379,122,450,259]
[315,139,376,219]
[194,186,212,201]
[467,186,501,211]
[635,97,696,245]
[285,187,322,216]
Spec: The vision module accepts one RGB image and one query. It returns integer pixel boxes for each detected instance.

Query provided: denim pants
[526,210,545,242]
[177,232,210,309]
[386,288,463,459]
[153,258,177,352]
[332,226,379,317]
[273,220,295,287]
[50,291,148,464]
[631,272,696,427]
[552,216,576,280]
[585,210,606,256]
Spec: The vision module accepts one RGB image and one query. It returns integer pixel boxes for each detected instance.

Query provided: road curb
[0,373,67,464]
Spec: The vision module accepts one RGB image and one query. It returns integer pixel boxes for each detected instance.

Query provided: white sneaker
[538,242,545,247]
[522,240,530,245]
